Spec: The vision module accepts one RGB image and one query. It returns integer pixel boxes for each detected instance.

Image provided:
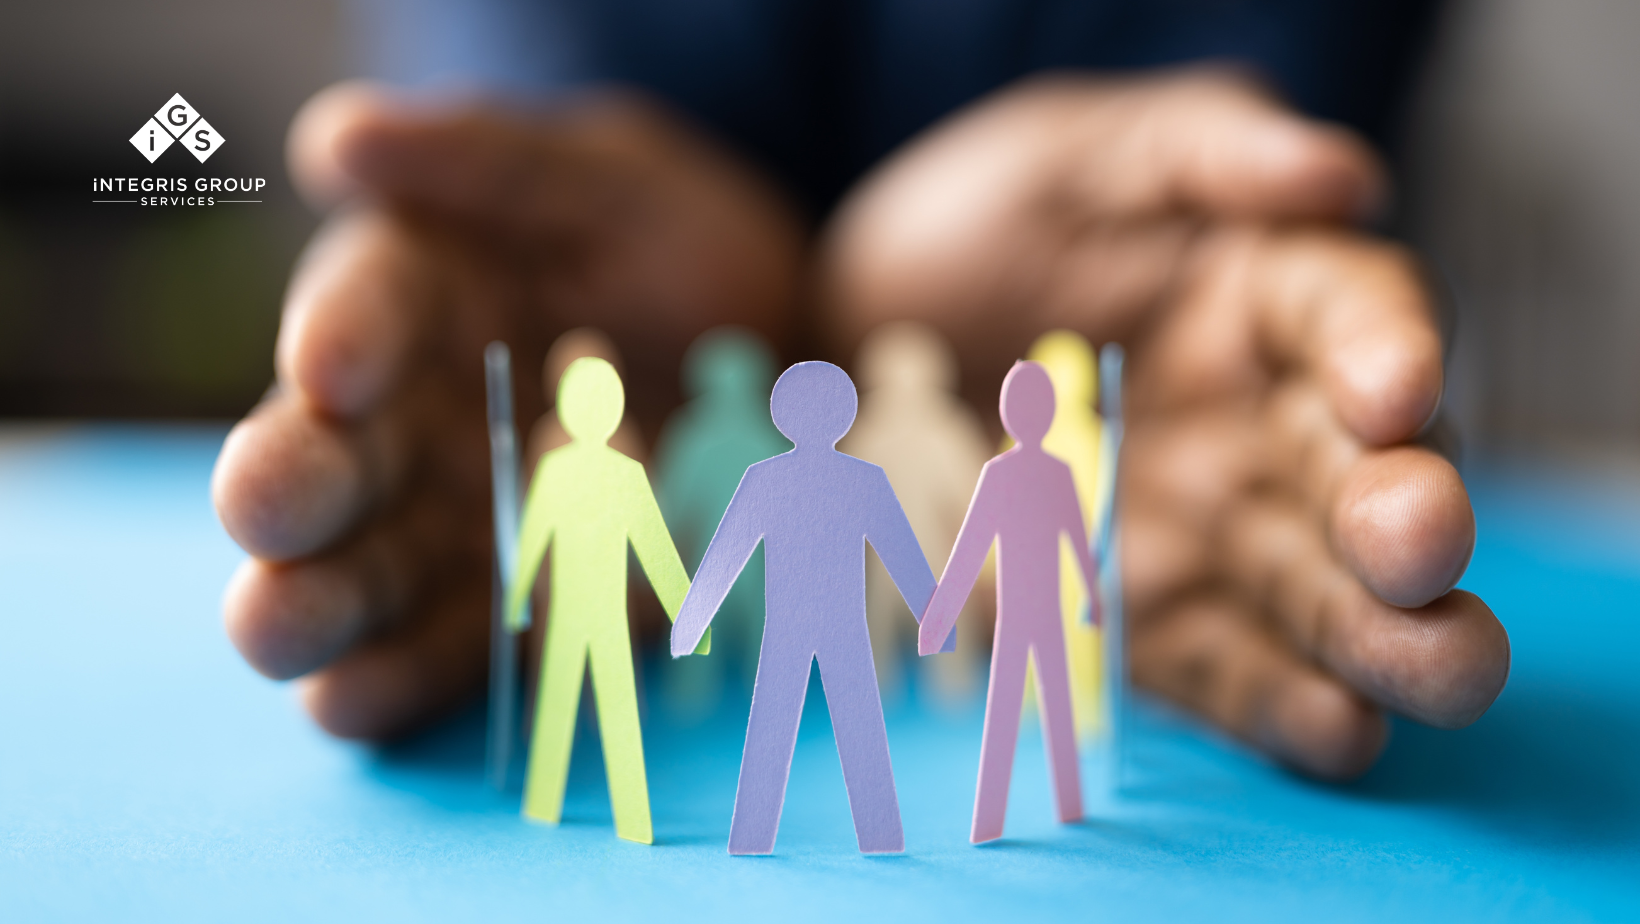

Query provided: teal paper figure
[652,328,790,715]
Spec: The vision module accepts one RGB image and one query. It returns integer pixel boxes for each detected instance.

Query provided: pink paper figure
[670,361,943,855]
[918,360,1100,844]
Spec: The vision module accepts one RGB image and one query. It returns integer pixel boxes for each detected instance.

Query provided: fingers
[1058,68,1384,221]
[821,69,1381,359]
[1260,383,1474,607]
[298,580,489,740]
[1244,229,1444,445]
[1329,448,1475,608]
[213,206,435,561]
[277,212,430,419]
[291,81,657,239]
[213,395,380,561]
[287,80,386,208]
[1131,594,1388,779]
[221,487,481,680]
[1219,495,1506,728]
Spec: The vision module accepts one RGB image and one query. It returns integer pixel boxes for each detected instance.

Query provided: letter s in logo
[169,105,189,128]
[194,129,211,151]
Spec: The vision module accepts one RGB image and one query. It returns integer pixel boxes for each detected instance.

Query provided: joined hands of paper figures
[653,328,790,715]
[841,322,991,703]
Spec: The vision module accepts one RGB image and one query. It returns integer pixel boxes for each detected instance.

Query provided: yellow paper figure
[505,356,703,844]
[1020,331,1105,742]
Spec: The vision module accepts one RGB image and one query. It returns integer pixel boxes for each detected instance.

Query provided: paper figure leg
[589,628,654,844]
[816,637,905,854]
[728,633,811,855]
[522,628,587,825]
[971,624,1029,843]
[1029,627,1085,824]
[865,557,904,698]
[724,550,767,690]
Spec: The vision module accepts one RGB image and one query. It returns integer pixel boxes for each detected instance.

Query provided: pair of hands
[213,69,1508,780]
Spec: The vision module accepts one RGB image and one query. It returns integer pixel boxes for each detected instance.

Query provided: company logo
[130,93,225,164]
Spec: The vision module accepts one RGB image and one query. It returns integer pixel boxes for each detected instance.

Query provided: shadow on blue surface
[1356,686,1640,842]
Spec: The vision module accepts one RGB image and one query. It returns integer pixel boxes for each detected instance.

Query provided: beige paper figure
[841,322,992,703]
[1021,330,1106,741]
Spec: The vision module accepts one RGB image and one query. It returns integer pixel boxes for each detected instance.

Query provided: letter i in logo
[130,115,175,163]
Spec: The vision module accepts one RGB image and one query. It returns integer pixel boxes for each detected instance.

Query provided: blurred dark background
[0,1,341,416]
[2,0,1638,454]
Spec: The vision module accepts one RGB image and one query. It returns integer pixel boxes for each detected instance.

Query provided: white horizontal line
[215,200,262,203]
[91,200,137,203]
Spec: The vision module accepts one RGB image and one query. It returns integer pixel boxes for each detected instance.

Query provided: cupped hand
[213,82,801,738]
[823,69,1509,779]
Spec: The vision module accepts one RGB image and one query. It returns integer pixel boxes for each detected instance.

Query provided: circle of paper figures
[491,337,1113,853]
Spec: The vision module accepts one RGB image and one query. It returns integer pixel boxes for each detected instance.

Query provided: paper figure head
[557,356,625,444]
[857,321,956,394]
[1026,330,1097,408]
[771,361,857,448]
[1000,360,1055,446]
[685,327,776,399]
[545,327,622,401]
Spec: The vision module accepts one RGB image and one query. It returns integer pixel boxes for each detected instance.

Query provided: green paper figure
[505,356,702,844]
[652,328,789,715]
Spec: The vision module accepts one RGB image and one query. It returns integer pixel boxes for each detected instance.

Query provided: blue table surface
[1,426,1636,922]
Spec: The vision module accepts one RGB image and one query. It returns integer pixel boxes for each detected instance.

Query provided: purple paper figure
[918,360,1100,844]
[670,361,945,855]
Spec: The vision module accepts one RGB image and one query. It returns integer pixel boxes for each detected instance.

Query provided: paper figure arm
[864,467,949,652]
[506,457,555,632]
[917,466,999,655]
[626,463,709,654]
[670,472,763,657]
[1061,468,1102,627]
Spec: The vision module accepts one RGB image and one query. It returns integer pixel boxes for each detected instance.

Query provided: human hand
[213,82,801,738]
[824,69,1507,779]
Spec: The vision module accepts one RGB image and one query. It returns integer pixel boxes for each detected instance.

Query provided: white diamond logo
[129,118,175,163]
[131,94,228,163]
[154,93,199,139]
[180,117,226,163]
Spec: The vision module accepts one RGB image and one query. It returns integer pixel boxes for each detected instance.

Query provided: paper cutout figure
[1096,342,1127,792]
[484,341,527,791]
[840,322,991,703]
[652,328,789,716]
[670,361,940,855]
[505,357,700,844]
[1021,330,1106,741]
[918,360,1099,844]
[529,328,647,464]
